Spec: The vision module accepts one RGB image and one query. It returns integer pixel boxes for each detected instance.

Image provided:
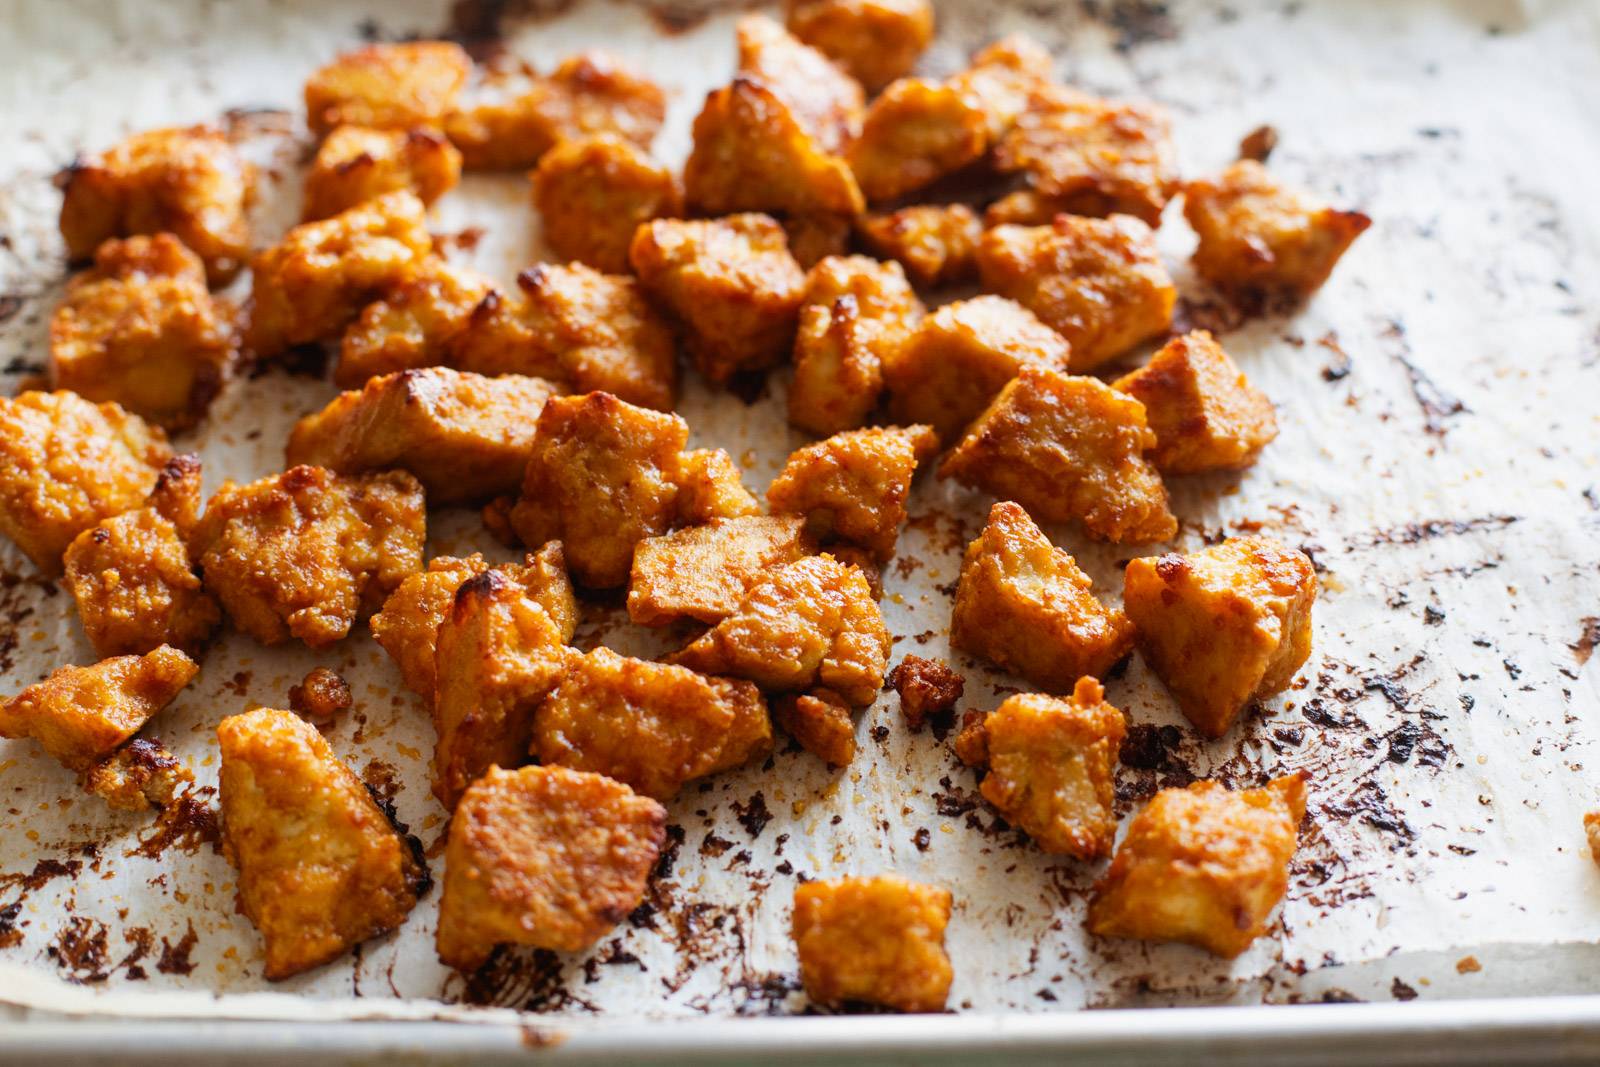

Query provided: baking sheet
[2,0,1600,1035]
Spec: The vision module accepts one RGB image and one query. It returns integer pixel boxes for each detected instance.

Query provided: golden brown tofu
[452,263,678,412]
[302,125,462,221]
[0,646,198,772]
[1122,536,1316,738]
[0,390,171,576]
[49,234,233,431]
[949,502,1134,691]
[245,190,434,358]
[335,258,495,388]
[976,215,1176,372]
[982,189,1077,228]
[736,15,864,153]
[793,875,953,1013]
[83,737,193,812]
[673,448,764,525]
[218,708,426,980]
[532,135,682,274]
[670,554,890,707]
[882,294,1070,443]
[774,687,858,766]
[286,367,562,505]
[304,41,471,137]
[143,449,205,540]
[956,679,1124,858]
[940,367,1176,543]
[1112,330,1277,474]
[1586,812,1600,867]
[533,647,772,800]
[193,465,426,648]
[768,424,937,562]
[630,214,806,386]
[785,0,934,93]
[288,667,353,725]
[846,78,989,203]
[628,515,811,627]
[855,204,981,288]
[788,254,920,436]
[1088,774,1307,958]
[889,655,964,732]
[58,124,254,285]
[1183,160,1371,301]
[949,35,1053,139]
[782,212,853,270]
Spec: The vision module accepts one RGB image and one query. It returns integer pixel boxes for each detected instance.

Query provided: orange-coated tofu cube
[1183,160,1371,301]
[855,204,981,288]
[304,41,471,137]
[737,15,864,153]
[976,214,1175,372]
[981,189,1077,228]
[949,35,1053,139]
[532,135,682,274]
[335,258,495,388]
[782,212,853,270]
[1112,330,1278,474]
[302,125,462,221]
[950,502,1134,692]
[1122,536,1316,737]
[0,390,170,576]
[286,367,562,505]
[889,654,964,731]
[846,78,988,203]
[436,764,666,969]
[672,448,763,525]
[774,688,859,766]
[940,367,1176,543]
[218,708,426,980]
[628,515,812,627]
[83,737,193,812]
[793,875,953,1012]
[1088,774,1307,957]
[785,0,934,93]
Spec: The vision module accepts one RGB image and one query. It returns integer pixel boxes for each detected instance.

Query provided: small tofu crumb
[288,667,354,725]
[889,655,964,732]
[774,688,858,767]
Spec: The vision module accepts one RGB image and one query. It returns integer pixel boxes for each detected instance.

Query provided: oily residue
[732,792,772,839]
[129,787,221,859]
[1572,617,1600,665]
[1346,514,1519,550]
[48,916,112,983]
[156,921,200,976]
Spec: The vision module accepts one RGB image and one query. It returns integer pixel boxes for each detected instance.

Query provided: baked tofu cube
[889,655,964,732]
[673,448,764,525]
[533,647,772,800]
[782,213,853,270]
[286,368,562,506]
[949,502,1134,691]
[630,214,806,386]
[452,262,678,412]
[532,135,682,274]
[670,554,890,707]
[245,190,434,358]
[774,687,858,767]
[437,764,666,969]
[193,465,426,648]
[335,258,495,388]
[949,35,1053,139]
[785,0,934,93]
[1122,536,1316,737]
[1183,160,1371,301]
[1087,774,1307,958]
[767,424,938,562]
[58,124,254,285]
[737,15,864,153]
[302,125,462,221]
[792,875,953,1013]
[83,737,193,812]
[788,255,921,437]
[855,204,981,288]
[976,215,1176,372]
[0,390,171,576]
[846,78,989,204]
[1112,331,1278,474]
[304,41,471,137]
[0,646,197,773]
[982,189,1078,228]
[955,679,1124,858]
[883,295,1071,443]
[218,708,426,980]
[49,234,234,431]
[628,515,812,627]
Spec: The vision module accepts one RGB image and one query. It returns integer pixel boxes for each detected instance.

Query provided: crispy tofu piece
[846,78,989,204]
[1122,536,1316,737]
[286,368,562,505]
[949,35,1053,139]
[58,124,253,285]
[883,294,1071,443]
[218,708,426,980]
[949,502,1134,691]
[628,515,812,627]
[143,449,205,540]
[1088,774,1307,957]
[940,367,1176,543]
[452,263,678,412]
[1183,160,1371,301]
[669,554,890,707]
[767,424,938,562]
[673,448,763,525]
[889,655,964,732]
[302,125,462,221]
[956,679,1124,858]
[83,738,193,812]
[774,687,857,766]
[0,390,170,576]
[532,135,682,274]
[245,190,434,358]
[789,254,920,436]
[976,215,1175,372]
[1112,331,1277,474]
[288,667,353,725]
[1586,812,1600,867]
[736,15,864,153]
[785,0,934,93]
[782,212,853,270]
[982,190,1066,228]
[304,41,471,137]
[855,204,981,288]
[793,875,953,1013]
[335,258,495,388]
[193,465,426,648]
[0,646,198,772]
[630,214,806,386]
[49,234,233,431]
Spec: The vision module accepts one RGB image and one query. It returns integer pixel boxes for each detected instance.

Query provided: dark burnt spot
[128,787,221,859]
[1424,604,1446,625]
[912,827,931,852]
[730,972,802,1016]
[1390,977,1419,1001]
[364,777,433,900]
[1318,331,1352,380]
[155,921,199,976]
[1079,0,1178,53]
[456,946,591,1011]
[0,295,24,324]
[1348,514,1519,549]
[1119,723,1185,770]
[1,858,83,894]
[1572,618,1600,665]
[1238,124,1278,163]
[0,902,22,948]
[732,793,771,839]
[724,368,770,405]
[699,831,733,858]
[48,916,111,983]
